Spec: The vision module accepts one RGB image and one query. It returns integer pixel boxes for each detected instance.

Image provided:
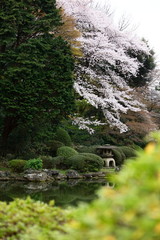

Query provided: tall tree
[57,0,155,133]
[0,0,75,151]
[55,8,82,57]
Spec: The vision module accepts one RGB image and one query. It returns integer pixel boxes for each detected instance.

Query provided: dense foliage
[24,158,43,170]
[9,159,27,172]
[57,146,78,160]
[55,128,73,147]
[0,0,75,152]
[0,198,67,239]
[0,132,160,239]
[56,132,160,239]
[66,153,104,172]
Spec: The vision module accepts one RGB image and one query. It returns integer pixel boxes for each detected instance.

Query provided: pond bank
[0,169,113,182]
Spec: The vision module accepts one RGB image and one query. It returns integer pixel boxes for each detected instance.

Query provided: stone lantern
[96,145,117,168]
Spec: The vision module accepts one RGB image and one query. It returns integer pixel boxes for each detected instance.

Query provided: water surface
[0,179,115,207]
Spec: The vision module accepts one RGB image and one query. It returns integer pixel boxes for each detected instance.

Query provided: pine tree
[0,0,75,151]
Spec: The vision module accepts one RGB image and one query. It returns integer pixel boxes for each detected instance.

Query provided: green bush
[47,140,64,156]
[40,155,64,169]
[66,153,103,172]
[55,128,72,146]
[6,153,15,161]
[1,132,160,240]
[119,146,136,159]
[9,159,27,172]
[55,132,160,240]
[112,148,126,166]
[40,155,54,169]
[51,156,64,169]
[57,146,78,160]
[0,198,67,240]
[112,148,123,166]
[65,154,86,170]
[24,158,43,170]
[76,145,98,154]
[81,153,103,172]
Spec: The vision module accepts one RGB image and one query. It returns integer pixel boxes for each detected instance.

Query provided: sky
[93,0,160,66]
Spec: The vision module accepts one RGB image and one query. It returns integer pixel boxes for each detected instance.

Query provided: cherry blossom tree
[57,0,152,133]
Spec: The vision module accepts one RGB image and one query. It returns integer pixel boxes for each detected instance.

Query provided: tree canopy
[0,0,75,150]
[58,0,156,133]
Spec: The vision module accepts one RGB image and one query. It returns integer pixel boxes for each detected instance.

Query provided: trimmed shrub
[9,159,27,172]
[119,146,136,159]
[112,148,123,166]
[40,155,54,169]
[47,140,64,156]
[0,198,67,240]
[65,154,86,171]
[55,128,72,146]
[51,156,64,169]
[76,145,98,154]
[57,146,78,160]
[112,148,126,166]
[24,158,43,170]
[40,155,64,169]
[81,153,104,172]
[66,153,103,172]
[55,132,160,240]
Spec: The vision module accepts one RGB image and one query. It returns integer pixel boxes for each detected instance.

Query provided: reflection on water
[0,179,115,207]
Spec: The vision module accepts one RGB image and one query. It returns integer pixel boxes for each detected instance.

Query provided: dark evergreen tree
[0,0,75,152]
[127,47,156,87]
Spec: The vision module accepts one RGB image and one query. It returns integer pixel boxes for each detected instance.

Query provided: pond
[0,179,115,207]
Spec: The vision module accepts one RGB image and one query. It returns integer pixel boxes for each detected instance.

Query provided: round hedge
[40,155,54,169]
[119,146,136,159]
[41,155,64,169]
[76,145,98,154]
[66,153,103,172]
[47,140,64,156]
[9,159,27,172]
[55,133,160,240]
[112,148,123,166]
[57,146,78,160]
[55,128,72,146]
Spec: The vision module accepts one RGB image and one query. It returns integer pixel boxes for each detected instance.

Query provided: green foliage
[112,148,124,166]
[24,158,43,170]
[47,140,64,156]
[81,153,104,172]
[57,146,78,160]
[9,159,27,172]
[0,197,67,240]
[40,155,54,169]
[55,128,72,147]
[1,132,160,239]
[6,153,15,161]
[51,156,64,169]
[65,154,86,171]
[76,145,98,154]
[66,153,103,172]
[127,46,156,87]
[0,0,75,151]
[56,132,160,240]
[112,146,136,166]
[119,146,136,159]
[60,119,105,146]
[40,155,63,169]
